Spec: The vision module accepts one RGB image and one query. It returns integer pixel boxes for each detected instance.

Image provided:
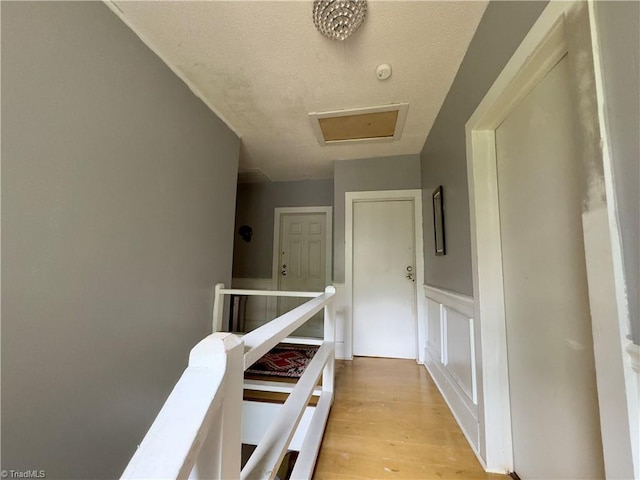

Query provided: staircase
[120,285,336,480]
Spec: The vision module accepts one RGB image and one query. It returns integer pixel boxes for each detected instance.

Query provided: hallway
[313,358,507,479]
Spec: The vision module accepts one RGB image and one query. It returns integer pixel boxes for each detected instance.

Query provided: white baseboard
[425,353,479,450]
[335,342,351,360]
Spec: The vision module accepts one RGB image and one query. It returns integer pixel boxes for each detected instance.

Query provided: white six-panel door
[352,199,417,359]
[277,212,327,337]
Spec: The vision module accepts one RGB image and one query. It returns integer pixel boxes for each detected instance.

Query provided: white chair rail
[121,284,336,480]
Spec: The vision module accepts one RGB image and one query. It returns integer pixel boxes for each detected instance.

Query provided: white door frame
[271,206,333,300]
[345,190,425,362]
[465,1,635,475]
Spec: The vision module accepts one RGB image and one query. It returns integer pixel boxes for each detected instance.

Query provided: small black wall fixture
[239,225,253,243]
[432,186,446,255]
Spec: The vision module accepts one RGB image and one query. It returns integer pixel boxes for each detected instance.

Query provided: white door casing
[345,190,425,362]
[496,55,604,478]
[271,207,332,338]
[465,1,636,476]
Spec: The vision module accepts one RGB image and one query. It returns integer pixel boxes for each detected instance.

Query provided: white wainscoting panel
[427,299,443,362]
[423,285,480,455]
[445,308,477,404]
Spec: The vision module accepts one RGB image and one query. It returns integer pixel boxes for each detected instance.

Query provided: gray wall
[333,155,422,283]
[420,1,548,295]
[232,179,333,279]
[1,3,239,479]
[593,1,639,343]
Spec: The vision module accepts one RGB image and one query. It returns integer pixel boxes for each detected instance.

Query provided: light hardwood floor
[313,357,508,480]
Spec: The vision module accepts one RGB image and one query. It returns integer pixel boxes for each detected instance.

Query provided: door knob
[406,266,415,282]
[281,264,287,276]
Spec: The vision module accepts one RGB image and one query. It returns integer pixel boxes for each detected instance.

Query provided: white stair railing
[240,289,334,369]
[121,284,336,480]
[121,333,244,480]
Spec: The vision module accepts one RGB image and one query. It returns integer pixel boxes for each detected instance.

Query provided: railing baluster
[219,334,244,478]
[189,406,223,480]
[323,286,336,396]
[240,342,334,480]
[212,283,225,332]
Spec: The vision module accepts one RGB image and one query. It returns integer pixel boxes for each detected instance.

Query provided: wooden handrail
[220,288,322,298]
[242,287,336,370]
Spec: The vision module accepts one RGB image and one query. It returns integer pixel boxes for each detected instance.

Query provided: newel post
[323,286,336,395]
[189,333,244,480]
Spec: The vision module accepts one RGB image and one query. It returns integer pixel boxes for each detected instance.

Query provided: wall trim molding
[466,2,575,471]
[626,342,640,375]
[465,0,635,475]
[424,285,473,318]
[425,357,484,469]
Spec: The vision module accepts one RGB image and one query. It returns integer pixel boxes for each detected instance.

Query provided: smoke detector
[376,64,392,80]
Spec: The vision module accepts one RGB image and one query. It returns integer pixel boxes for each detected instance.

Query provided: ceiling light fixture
[312,0,368,41]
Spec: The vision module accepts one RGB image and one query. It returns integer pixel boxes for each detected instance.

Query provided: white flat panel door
[496,56,604,479]
[277,213,327,337]
[352,199,416,359]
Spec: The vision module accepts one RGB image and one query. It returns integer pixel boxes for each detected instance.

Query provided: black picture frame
[432,186,446,255]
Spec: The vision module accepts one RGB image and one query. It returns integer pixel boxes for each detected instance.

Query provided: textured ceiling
[107,1,488,181]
